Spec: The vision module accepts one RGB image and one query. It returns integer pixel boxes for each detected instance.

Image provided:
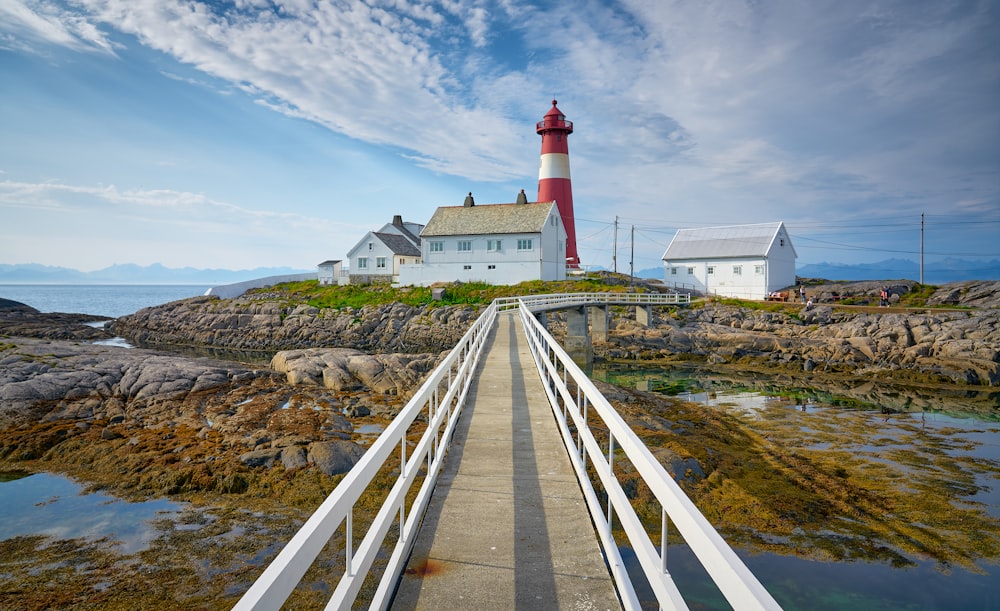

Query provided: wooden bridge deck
[392,312,621,610]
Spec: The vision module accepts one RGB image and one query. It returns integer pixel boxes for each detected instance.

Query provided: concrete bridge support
[636,305,653,327]
[563,306,592,366]
[589,305,609,342]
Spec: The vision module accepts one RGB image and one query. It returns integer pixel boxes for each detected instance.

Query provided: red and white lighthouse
[536,99,579,266]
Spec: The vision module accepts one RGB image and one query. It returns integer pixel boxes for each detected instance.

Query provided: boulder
[308,440,367,476]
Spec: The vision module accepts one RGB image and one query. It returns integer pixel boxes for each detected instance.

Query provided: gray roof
[662,222,792,260]
[317,259,341,266]
[374,232,421,256]
[421,201,556,237]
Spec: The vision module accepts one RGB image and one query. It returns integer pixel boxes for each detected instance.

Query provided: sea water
[0,284,212,318]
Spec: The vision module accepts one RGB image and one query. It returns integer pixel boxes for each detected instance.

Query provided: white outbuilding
[345,215,423,285]
[398,198,567,286]
[661,222,797,300]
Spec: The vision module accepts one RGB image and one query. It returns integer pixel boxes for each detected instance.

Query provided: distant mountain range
[0,263,314,285]
[3,258,998,286]
[638,257,1000,285]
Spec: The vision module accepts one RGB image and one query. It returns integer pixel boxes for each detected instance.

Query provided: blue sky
[1,0,997,275]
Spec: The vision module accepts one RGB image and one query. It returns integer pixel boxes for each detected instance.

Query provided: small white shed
[662,222,797,300]
[316,260,344,285]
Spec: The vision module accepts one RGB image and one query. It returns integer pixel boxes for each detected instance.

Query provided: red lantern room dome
[537,99,573,134]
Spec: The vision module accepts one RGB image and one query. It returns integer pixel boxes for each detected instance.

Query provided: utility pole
[630,224,635,289]
[920,212,925,285]
[612,216,618,274]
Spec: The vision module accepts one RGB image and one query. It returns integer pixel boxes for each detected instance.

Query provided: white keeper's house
[398,196,567,287]
[661,222,797,300]
[345,215,423,284]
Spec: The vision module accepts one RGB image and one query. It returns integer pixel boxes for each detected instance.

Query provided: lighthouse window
[487,239,502,252]
[517,239,533,251]
[376,257,386,270]
[429,241,443,253]
[458,240,472,252]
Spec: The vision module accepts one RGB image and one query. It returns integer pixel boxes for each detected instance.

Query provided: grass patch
[249,276,657,311]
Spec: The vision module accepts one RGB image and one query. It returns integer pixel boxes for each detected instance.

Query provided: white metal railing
[233,302,498,611]
[517,297,781,610]
[516,291,691,311]
[235,292,777,611]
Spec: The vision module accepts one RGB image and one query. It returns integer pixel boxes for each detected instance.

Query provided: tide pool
[0,472,185,554]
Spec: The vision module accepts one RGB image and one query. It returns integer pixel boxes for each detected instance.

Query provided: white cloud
[0,0,115,54]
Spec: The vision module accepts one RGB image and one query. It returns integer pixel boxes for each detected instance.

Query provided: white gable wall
[345,232,396,281]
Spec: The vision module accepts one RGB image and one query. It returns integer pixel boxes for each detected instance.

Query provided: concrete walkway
[392,312,621,610]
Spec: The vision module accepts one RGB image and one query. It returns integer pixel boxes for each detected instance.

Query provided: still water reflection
[592,364,1000,610]
[0,472,185,554]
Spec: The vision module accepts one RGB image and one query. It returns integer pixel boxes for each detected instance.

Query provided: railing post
[607,434,615,530]
[661,508,668,574]
[346,509,354,577]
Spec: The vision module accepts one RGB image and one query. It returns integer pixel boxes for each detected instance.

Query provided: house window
[517,239,533,251]
[400,259,405,265]
[463,265,472,270]
[487,239,502,252]
[429,241,443,253]
[358,257,368,270]
[755,265,764,275]
[488,265,496,270]
[376,257,386,270]
[733,265,742,275]
[670,267,677,275]
[368,242,373,251]
[707,266,715,275]
[687,267,694,274]
[780,239,785,247]
[458,240,472,252]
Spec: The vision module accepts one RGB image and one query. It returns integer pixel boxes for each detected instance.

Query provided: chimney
[516,189,527,205]
[463,192,475,207]
[392,214,403,227]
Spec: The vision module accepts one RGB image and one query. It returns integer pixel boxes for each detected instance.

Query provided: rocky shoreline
[2,280,997,484]
[1,280,998,608]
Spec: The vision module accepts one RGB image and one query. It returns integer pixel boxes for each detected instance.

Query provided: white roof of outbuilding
[662,222,795,260]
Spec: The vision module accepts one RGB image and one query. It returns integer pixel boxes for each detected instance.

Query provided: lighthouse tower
[536,99,579,266]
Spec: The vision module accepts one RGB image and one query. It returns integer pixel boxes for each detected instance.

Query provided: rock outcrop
[597,302,1000,386]
[109,295,480,355]
[0,337,437,480]
[0,298,112,341]
[270,347,442,395]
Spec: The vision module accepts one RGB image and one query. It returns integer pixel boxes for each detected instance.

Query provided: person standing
[800,285,807,303]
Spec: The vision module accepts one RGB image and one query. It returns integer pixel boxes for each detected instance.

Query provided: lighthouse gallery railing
[233,293,779,610]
